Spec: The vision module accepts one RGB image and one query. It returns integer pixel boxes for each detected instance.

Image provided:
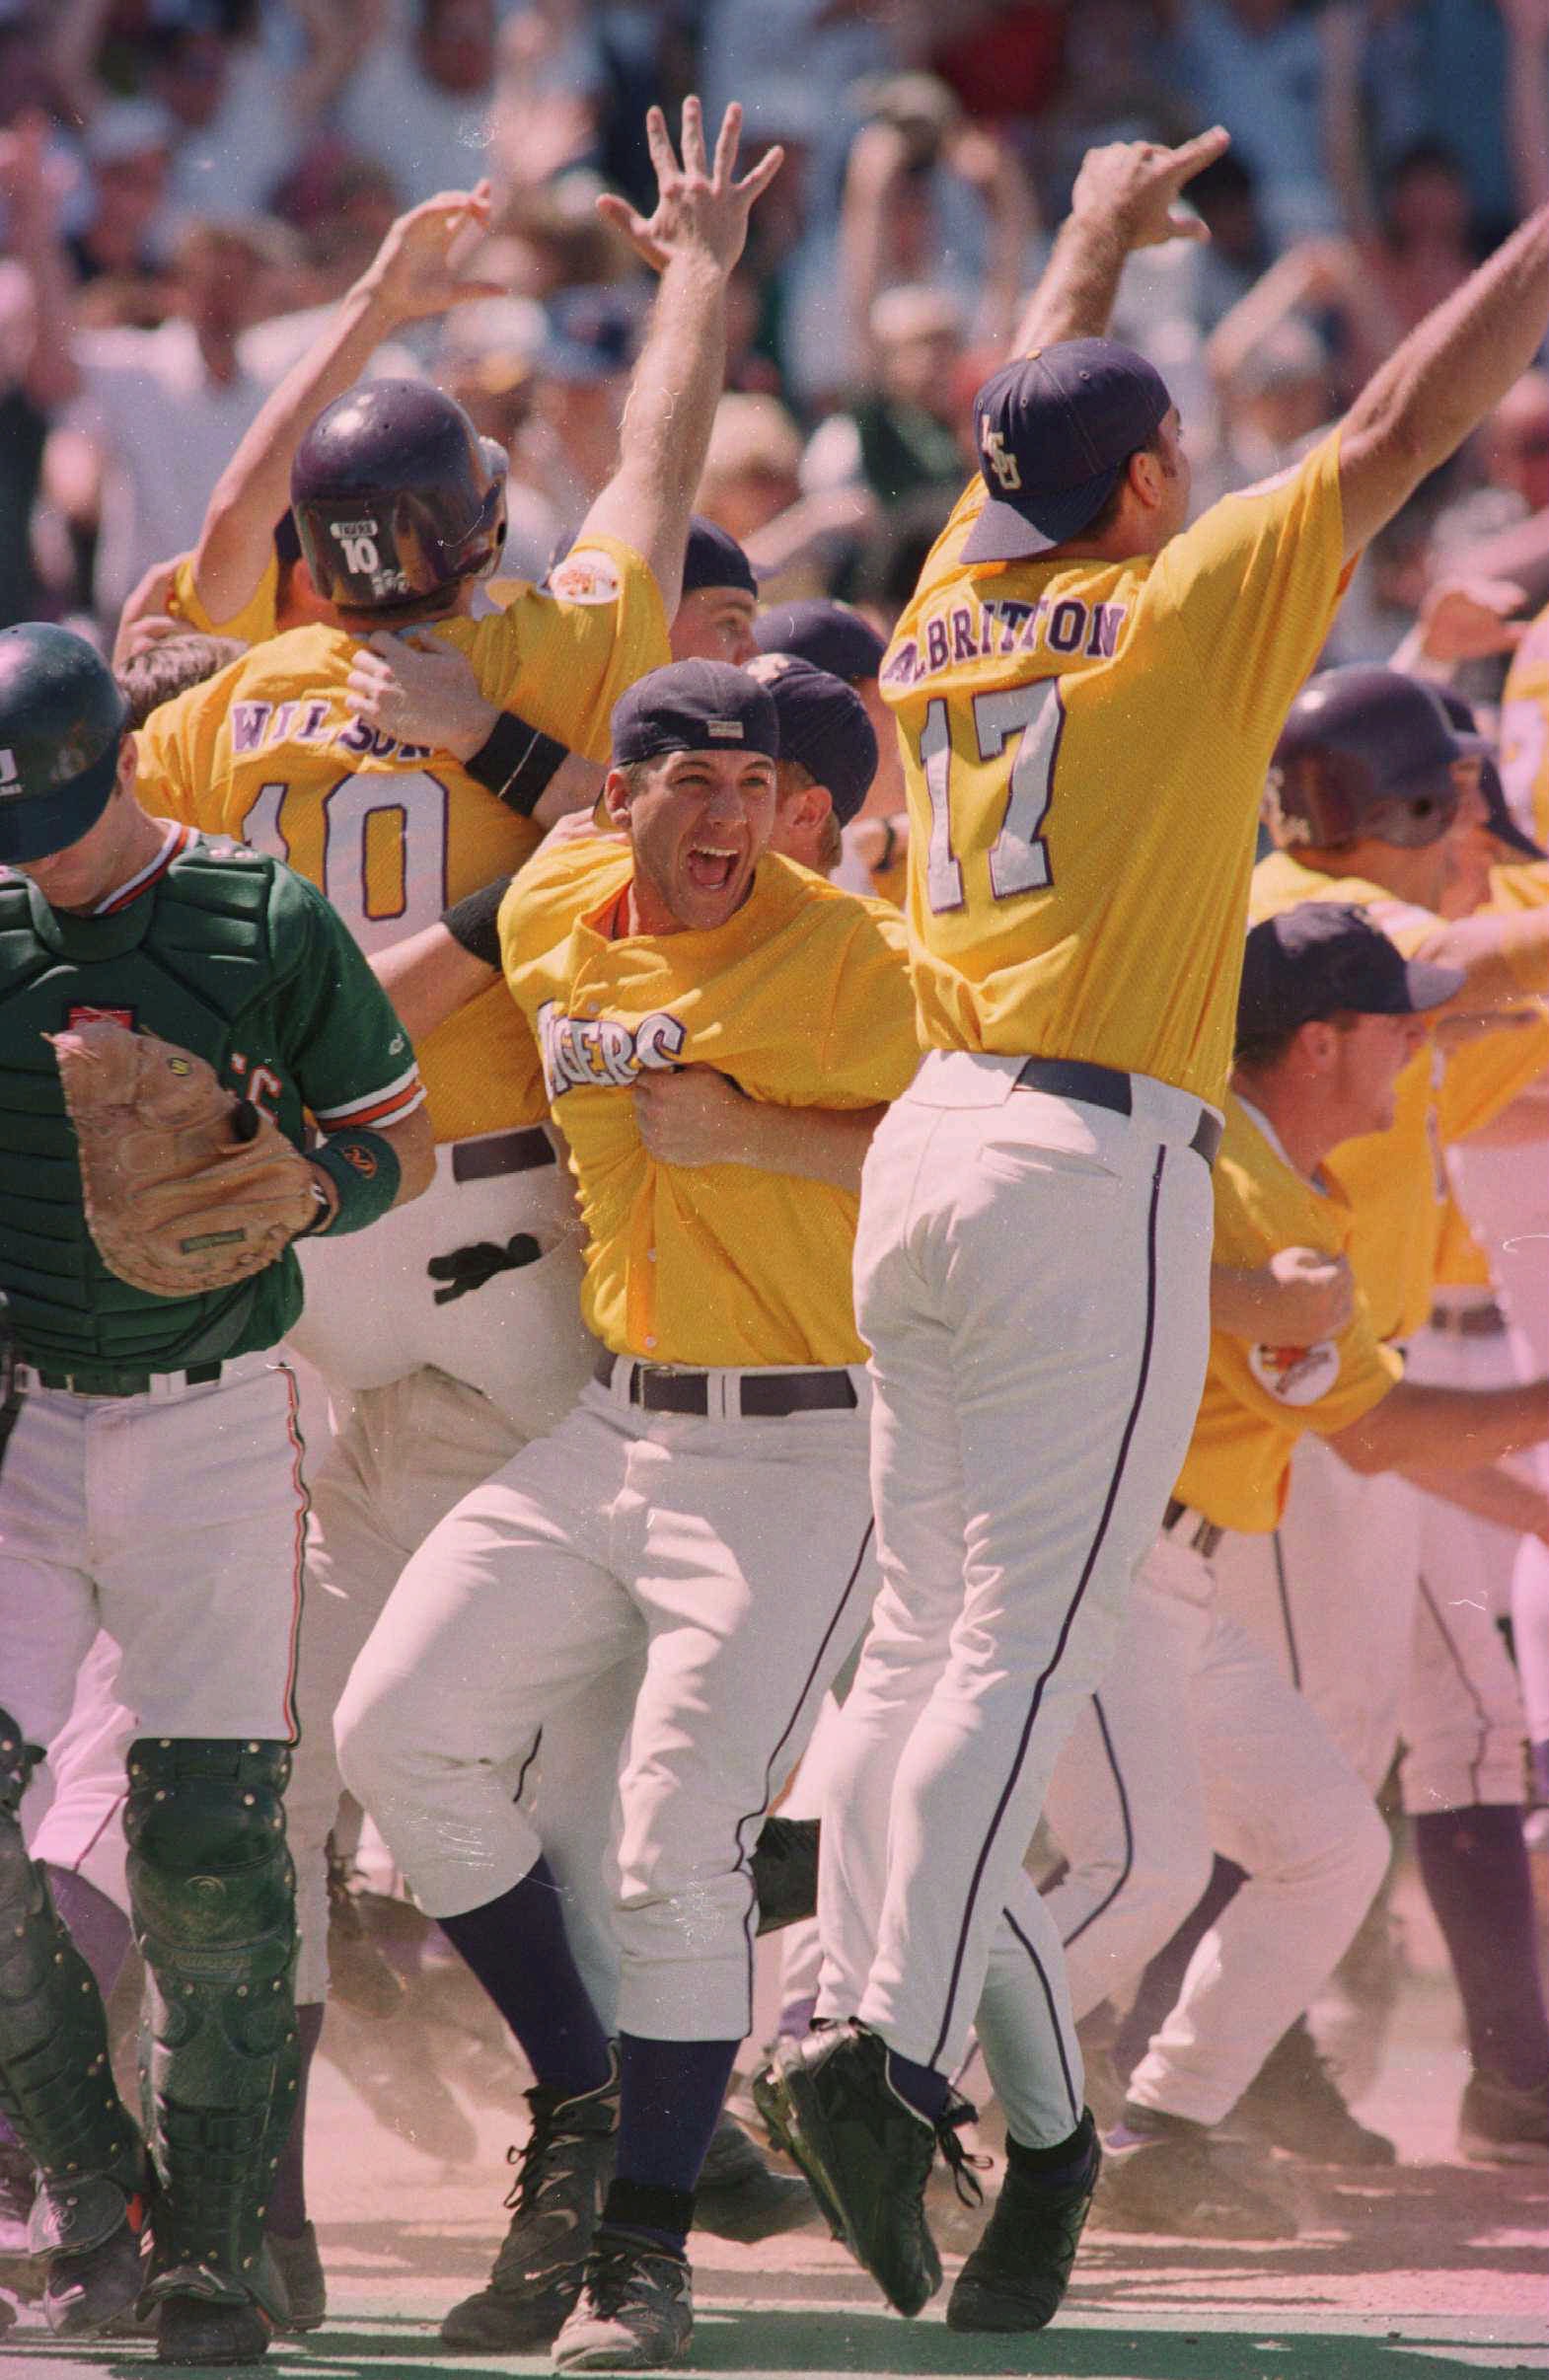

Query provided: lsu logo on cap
[981,418,1022,492]
[1248,1339,1341,1406]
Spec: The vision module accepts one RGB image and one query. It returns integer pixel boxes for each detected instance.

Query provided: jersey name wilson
[538,999,687,1099]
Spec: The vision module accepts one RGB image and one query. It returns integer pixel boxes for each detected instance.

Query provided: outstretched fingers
[736,139,785,205]
[680,93,709,180]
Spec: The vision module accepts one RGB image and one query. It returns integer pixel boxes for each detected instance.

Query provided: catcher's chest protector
[0,851,307,1372]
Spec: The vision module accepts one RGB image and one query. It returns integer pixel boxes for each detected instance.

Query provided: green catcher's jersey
[0,825,422,1379]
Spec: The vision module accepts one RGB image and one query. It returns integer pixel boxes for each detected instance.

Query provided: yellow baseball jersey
[1432,1192,1494,1292]
[136,537,670,1144]
[1249,850,1549,1340]
[498,838,921,1367]
[880,434,1348,1105]
[1500,608,1549,850]
[171,552,281,646]
[1175,1095,1402,1532]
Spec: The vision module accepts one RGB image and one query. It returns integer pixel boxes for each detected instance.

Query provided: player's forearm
[1393,1456,1549,1540]
[732,1101,888,1191]
[580,251,728,614]
[1413,906,1549,1006]
[1009,210,1130,357]
[1339,204,1549,557]
[1329,1376,1549,1474]
[193,279,400,623]
[371,921,498,1044]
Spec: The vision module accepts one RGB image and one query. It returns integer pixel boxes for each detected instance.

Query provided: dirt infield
[5,1862,1544,2379]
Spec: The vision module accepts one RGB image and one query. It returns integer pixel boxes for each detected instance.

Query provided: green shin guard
[125,1739,300,2321]
[0,1716,146,2256]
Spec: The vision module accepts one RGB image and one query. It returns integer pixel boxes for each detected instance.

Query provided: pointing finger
[1166,125,1230,185]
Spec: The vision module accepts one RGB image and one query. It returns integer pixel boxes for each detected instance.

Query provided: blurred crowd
[7,0,1549,689]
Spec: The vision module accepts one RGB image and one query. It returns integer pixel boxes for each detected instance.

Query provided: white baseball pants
[1029,1530,1386,2130]
[819,1052,1215,2124]
[290,1363,634,2016]
[336,1373,878,2042]
[0,1353,309,1748]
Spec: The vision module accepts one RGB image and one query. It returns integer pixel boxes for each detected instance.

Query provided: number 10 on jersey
[920,678,1063,914]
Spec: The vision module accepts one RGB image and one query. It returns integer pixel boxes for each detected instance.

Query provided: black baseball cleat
[750,1815,820,1935]
[693,2117,816,2241]
[37,2168,152,2339]
[754,2023,981,2317]
[1093,2103,1298,2240]
[266,2221,327,2332]
[1457,2067,1549,2164]
[154,2292,272,2365]
[552,2228,693,2371]
[439,2057,619,2350]
[946,2112,1100,2333]
[1233,2017,1396,2166]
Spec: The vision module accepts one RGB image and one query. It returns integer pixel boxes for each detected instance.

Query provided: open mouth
[686,843,739,894]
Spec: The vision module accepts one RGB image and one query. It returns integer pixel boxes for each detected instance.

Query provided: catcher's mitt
[51,1018,320,1299]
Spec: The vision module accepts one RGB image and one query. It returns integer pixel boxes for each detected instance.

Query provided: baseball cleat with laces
[439,2054,619,2351]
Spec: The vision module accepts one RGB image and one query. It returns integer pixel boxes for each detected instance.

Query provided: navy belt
[18,1360,223,1400]
[450,1127,556,1184]
[1428,1299,1507,1338]
[595,1352,858,1418]
[1013,1057,1221,1167]
[1163,1496,1223,1559]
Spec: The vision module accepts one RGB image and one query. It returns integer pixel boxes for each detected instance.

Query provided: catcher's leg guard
[0,1715,146,2257]
[125,1739,299,2321]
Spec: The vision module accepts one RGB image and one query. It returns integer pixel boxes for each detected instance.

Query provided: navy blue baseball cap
[963,338,1173,565]
[754,598,887,686]
[1437,690,1545,861]
[745,652,878,826]
[1237,903,1463,1045]
[612,659,779,767]
[682,515,758,600]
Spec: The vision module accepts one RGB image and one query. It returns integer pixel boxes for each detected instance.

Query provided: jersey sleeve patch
[1246,1338,1342,1405]
[549,549,625,606]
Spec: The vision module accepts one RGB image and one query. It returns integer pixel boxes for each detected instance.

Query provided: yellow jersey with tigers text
[881,435,1348,1105]
[1174,1094,1402,1532]
[1500,608,1549,849]
[135,536,670,1144]
[498,839,921,1367]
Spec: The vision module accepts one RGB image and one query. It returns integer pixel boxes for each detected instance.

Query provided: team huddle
[1,98,1547,2376]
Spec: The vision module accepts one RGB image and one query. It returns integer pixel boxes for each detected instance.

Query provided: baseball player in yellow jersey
[335,661,920,2371]
[1048,907,1549,2218]
[758,126,1549,2323]
[1500,599,1549,851]
[1228,668,1549,2162]
[116,100,786,2294]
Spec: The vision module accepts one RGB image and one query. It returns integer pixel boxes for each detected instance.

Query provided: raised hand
[358,182,506,322]
[594,98,783,277]
[1070,127,1232,252]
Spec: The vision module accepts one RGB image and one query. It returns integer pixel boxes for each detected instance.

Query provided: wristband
[306,1130,403,1236]
[466,709,569,816]
[441,875,509,968]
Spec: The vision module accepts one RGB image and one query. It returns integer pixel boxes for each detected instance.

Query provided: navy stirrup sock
[438,1857,613,2101]
[605,2033,740,2255]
